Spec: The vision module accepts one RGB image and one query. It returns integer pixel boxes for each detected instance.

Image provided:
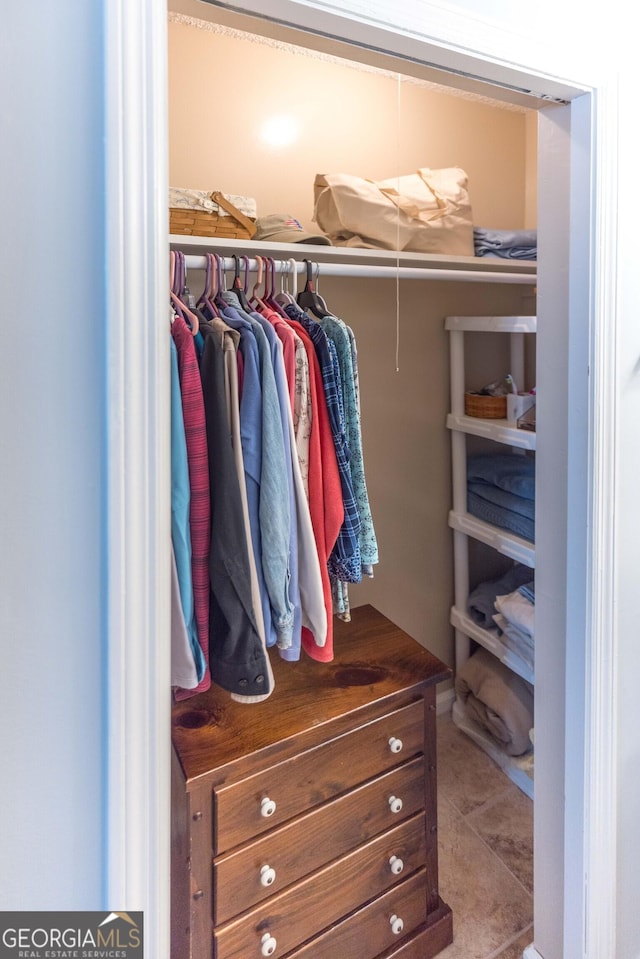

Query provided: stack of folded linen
[467,563,532,629]
[455,646,534,756]
[473,227,537,260]
[493,580,535,671]
[467,453,535,542]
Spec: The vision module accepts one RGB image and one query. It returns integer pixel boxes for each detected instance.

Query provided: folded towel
[468,564,533,629]
[474,227,537,260]
[455,647,534,756]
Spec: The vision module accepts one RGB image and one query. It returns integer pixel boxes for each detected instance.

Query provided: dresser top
[171,605,450,785]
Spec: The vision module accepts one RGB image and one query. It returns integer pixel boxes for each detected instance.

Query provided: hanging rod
[181,254,535,285]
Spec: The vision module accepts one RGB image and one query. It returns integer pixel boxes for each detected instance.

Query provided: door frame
[103,3,618,957]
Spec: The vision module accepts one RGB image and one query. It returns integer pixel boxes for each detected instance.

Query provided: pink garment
[171,316,211,698]
[287,319,343,662]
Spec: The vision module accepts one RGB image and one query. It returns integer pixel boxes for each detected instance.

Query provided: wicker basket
[170,190,257,239]
[464,391,507,419]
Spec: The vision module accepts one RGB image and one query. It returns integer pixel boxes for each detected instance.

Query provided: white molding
[199,0,593,101]
[104,0,170,956]
[582,74,620,959]
[523,946,541,959]
[436,685,455,716]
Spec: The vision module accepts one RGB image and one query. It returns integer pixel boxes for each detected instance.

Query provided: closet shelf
[451,699,534,800]
[450,607,534,685]
[445,315,537,333]
[448,510,535,568]
[447,413,536,450]
[169,235,537,284]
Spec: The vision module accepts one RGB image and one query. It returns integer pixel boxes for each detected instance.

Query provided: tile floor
[436,712,534,959]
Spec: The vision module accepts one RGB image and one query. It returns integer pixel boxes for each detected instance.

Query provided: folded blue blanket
[468,481,535,520]
[474,228,537,260]
[467,453,535,501]
[467,489,535,541]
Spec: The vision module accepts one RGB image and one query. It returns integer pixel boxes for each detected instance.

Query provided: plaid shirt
[285,304,362,583]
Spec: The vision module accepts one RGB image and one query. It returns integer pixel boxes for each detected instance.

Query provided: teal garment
[318,314,379,570]
[170,337,206,682]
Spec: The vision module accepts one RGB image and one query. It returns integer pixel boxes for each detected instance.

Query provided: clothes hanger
[213,254,230,313]
[249,255,268,311]
[297,259,331,318]
[196,253,220,319]
[170,251,199,334]
[230,255,252,312]
[273,258,296,309]
[263,257,288,316]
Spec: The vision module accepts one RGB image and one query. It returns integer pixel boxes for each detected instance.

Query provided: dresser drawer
[214,757,426,923]
[214,699,424,853]
[284,870,427,959]
[214,813,426,959]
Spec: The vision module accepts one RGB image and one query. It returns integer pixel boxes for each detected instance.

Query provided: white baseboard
[436,685,456,715]
[522,945,540,959]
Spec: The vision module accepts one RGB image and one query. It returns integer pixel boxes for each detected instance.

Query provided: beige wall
[167,17,537,667]
[168,18,535,232]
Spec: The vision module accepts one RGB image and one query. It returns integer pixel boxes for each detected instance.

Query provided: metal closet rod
[181,254,534,285]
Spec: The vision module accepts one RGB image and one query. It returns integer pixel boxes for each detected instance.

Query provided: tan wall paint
[168,19,534,232]
[168,18,536,666]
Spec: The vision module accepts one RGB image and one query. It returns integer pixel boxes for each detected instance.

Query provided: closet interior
[167,3,539,957]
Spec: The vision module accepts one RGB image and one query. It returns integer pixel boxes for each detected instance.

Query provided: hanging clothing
[285,303,362,585]
[198,323,273,697]
[170,544,199,690]
[171,314,212,699]
[170,337,206,685]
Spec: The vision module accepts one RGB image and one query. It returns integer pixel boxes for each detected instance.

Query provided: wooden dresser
[171,604,453,959]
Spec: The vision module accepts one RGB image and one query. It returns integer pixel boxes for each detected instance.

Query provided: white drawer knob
[260,864,276,887]
[261,932,277,956]
[260,797,277,818]
[389,855,404,875]
[388,736,403,754]
[388,795,403,814]
[390,914,404,936]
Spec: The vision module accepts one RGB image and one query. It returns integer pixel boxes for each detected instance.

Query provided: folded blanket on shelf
[467,453,535,501]
[455,647,534,756]
[474,227,537,260]
[495,587,535,637]
[468,564,533,629]
[467,480,535,521]
[492,613,534,671]
[466,453,536,541]
[467,490,535,541]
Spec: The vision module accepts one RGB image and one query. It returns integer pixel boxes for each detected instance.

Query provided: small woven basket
[464,391,507,419]
[170,190,257,239]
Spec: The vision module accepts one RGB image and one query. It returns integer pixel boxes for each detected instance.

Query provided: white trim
[104,0,170,955]
[200,0,593,101]
[436,685,456,716]
[105,3,620,956]
[523,946,541,959]
[582,75,620,959]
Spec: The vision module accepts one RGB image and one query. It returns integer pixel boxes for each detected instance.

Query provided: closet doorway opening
[108,2,610,957]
